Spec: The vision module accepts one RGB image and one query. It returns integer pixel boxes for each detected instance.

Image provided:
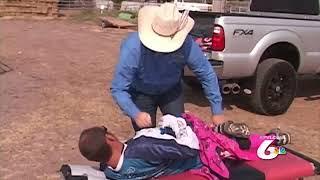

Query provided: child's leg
[232,134,277,152]
[249,130,291,149]
[231,134,266,150]
[214,121,250,138]
[266,128,291,145]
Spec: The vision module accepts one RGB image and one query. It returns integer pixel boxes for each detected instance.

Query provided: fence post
[212,0,225,12]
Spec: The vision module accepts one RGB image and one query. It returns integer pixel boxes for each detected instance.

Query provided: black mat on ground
[0,60,12,75]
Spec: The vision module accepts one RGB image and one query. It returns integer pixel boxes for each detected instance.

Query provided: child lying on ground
[78,113,291,180]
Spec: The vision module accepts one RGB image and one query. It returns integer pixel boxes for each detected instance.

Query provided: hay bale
[0,0,59,17]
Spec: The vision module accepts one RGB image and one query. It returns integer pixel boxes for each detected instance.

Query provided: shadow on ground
[184,75,320,113]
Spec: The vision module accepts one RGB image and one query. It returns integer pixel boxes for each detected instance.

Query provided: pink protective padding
[245,151,315,180]
[157,171,208,180]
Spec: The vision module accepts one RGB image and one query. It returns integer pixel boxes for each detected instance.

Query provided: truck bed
[189,11,320,27]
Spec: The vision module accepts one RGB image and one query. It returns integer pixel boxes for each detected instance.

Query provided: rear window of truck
[250,0,319,15]
[189,12,215,38]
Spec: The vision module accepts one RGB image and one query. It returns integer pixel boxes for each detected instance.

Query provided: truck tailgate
[185,11,224,77]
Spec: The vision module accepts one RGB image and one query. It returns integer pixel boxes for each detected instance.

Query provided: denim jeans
[130,84,184,131]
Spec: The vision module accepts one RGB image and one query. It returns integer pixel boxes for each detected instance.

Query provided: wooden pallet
[100,16,137,29]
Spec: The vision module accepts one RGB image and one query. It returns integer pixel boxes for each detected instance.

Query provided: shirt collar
[108,144,127,172]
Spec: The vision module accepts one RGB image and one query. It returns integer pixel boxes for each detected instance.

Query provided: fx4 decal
[233,29,254,36]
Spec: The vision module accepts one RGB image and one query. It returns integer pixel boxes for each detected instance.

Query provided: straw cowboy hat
[138,3,195,53]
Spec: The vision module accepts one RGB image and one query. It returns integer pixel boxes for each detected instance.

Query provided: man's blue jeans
[130,84,184,131]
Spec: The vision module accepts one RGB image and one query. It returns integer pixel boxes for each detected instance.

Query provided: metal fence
[225,1,249,13]
[57,0,249,13]
[58,0,96,9]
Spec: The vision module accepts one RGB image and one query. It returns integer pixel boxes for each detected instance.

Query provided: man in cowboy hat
[111,3,225,131]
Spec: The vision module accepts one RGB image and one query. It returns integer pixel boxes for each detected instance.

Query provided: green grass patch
[68,9,137,24]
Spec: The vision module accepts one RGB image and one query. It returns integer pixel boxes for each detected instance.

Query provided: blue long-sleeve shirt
[111,32,223,120]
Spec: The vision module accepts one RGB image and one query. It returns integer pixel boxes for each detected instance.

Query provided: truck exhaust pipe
[231,83,241,94]
[222,84,232,95]
[222,83,241,95]
[243,88,252,95]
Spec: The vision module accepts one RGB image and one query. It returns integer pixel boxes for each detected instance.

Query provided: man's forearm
[111,90,140,119]
[211,101,223,115]
[186,38,223,116]
[200,63,223,116]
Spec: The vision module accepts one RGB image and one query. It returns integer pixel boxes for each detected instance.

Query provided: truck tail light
[212,25,225,51]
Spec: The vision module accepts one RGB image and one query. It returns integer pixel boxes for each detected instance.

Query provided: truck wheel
[251,58,297,115]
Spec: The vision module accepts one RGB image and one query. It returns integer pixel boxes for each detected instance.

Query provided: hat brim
[138,6,195,53]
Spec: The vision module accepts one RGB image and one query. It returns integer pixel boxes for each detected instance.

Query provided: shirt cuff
[211,104,223,115]
[128,106,141,121]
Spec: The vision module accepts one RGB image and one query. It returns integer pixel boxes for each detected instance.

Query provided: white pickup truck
[184,0,320,116]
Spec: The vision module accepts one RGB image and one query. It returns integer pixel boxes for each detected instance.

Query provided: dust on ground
[0,19,319,180]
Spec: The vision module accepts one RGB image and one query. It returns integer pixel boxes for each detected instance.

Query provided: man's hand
[135,112,152,128]
[211,114,225,126]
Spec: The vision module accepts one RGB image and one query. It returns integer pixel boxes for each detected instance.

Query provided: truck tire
[251,58,297,115]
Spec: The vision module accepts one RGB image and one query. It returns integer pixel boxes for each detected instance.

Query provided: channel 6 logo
[257,138,287,160]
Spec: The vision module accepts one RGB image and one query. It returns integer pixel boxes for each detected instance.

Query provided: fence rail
[58,0,250,13]
[58,0,96,9]
[225,1,249,13]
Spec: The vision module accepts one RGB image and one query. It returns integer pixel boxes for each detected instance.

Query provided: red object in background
[195,37,212,51]
[195,37,203,44]
[212,25,225,51]
[194,26,225,52]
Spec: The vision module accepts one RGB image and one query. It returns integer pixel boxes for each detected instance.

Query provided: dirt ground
[0,19,319,180]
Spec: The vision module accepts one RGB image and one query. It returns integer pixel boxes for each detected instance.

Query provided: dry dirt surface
[0,19,319,180]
